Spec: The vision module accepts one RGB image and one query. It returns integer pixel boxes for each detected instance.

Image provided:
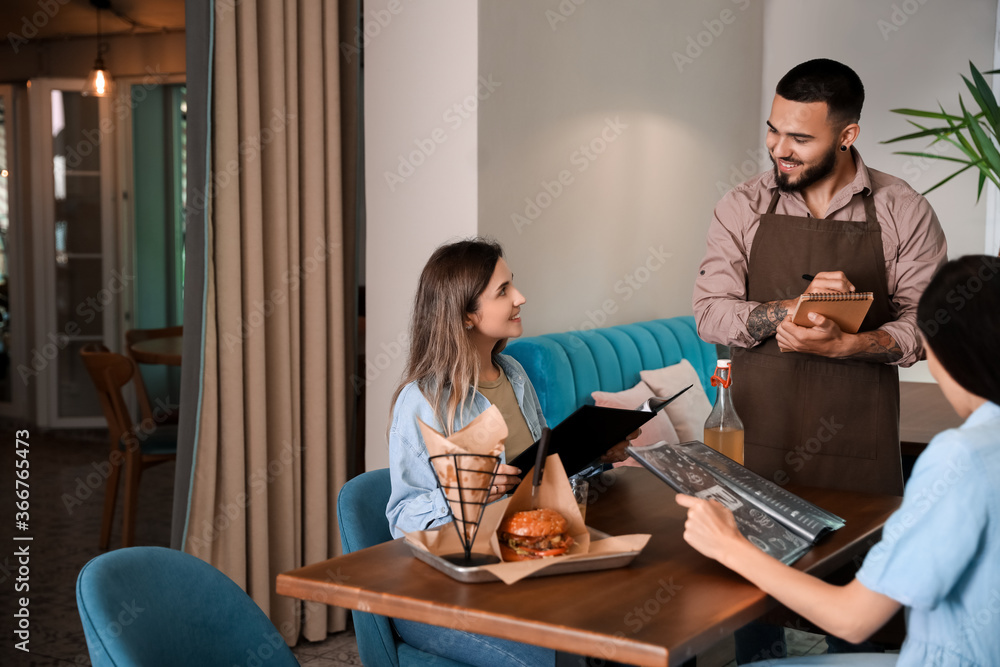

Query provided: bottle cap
[716,359,731,368]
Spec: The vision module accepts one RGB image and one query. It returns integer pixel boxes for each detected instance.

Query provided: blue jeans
[746,655,898,666]
[394,618,556,667]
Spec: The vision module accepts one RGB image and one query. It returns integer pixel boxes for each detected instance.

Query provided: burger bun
[499,508,568,537]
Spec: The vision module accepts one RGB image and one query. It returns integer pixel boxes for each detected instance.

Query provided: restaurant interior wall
[363,0,479,470]
[478,0,766,340]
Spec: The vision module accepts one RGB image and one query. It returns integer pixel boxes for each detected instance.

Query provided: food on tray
[498,509,575,562]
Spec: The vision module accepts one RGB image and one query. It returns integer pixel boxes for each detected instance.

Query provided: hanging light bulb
[83,57,110,97]
[82,1,112,97]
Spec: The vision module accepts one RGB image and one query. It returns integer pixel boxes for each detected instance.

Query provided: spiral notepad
[791,292,873,333]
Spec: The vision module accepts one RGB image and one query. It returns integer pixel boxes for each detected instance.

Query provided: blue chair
[76,546,299,666]
[338,468,471,666]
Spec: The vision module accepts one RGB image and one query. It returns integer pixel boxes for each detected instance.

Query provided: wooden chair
[80,344,178,549]
[124,326,183,424]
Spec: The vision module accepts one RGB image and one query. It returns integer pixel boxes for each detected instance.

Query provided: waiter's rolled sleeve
[876,190,948,367]
[693,193,761,349]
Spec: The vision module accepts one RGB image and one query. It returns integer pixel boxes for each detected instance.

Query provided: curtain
[174,0,360,644]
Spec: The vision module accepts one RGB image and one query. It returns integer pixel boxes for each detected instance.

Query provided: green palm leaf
[963,74,999,130]
[888,108,967,122]
[968,62,1000,131]
[959,96,1000,180]
[885,62,1000,204]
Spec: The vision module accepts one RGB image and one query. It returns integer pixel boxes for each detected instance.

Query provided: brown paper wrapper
[419,405,507,544]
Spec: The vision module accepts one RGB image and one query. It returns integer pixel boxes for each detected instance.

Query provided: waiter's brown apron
[731,190,903,496]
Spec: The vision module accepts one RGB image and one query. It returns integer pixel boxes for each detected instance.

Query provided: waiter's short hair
[776,59,865,128]
[917,255,1000,407]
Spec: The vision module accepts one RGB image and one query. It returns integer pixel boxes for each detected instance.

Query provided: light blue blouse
[857,401,1000,667]
[385,354,546,539]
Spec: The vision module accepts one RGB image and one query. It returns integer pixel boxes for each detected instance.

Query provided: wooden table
[277,468,901,666]
[128,335,183,366]
[899,380,962,456]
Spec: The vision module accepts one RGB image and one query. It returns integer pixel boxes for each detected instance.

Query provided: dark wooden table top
[899,381,962,456]
[128,335,183,366]
[277,467,901,666]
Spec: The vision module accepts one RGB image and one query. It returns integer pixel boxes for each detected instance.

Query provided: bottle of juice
[703,359,745,464]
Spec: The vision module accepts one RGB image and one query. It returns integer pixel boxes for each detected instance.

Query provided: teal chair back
[76,546,299,666]
[505,316,717,427]
[337,469,471,666]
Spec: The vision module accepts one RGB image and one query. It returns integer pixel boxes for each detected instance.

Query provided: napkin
[419,405,507,545]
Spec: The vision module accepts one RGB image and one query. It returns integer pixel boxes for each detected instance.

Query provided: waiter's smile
[777,158,801,172]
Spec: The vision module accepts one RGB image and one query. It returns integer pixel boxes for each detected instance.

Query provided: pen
[802,274,815,281]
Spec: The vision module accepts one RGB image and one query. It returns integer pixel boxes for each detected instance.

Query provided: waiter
[693,59,947,498]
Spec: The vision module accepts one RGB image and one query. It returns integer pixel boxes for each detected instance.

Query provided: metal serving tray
[406,528,642,583]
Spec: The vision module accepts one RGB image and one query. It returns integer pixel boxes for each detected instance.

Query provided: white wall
[364,1,479,470]
[761,0,997,382]
[478,0,765,336]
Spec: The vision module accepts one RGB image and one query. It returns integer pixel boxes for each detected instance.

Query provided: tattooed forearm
[841,330,902,363]
[747,300,790,341]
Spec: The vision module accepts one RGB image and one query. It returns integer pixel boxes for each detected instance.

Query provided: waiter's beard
[771,143,838,192]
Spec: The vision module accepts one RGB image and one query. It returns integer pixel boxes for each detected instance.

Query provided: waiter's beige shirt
[692,149,947,367]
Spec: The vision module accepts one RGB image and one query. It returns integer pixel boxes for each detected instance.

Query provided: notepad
[791,292,873,333]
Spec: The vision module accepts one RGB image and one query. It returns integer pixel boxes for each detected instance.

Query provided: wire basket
[427,452,501,566]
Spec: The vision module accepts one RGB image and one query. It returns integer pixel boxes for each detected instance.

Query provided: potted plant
[883,62,1000,255]
[883,62,1000,199]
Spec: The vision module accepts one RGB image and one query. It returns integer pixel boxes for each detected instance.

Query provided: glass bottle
[703,359,745,464]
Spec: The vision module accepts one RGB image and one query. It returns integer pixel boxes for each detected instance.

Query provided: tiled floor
[0,423,360,667]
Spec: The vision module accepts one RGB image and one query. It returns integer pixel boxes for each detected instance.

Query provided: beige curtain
[182,0,352,643]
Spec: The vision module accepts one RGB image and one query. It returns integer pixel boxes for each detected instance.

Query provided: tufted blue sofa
[505,316,718,428]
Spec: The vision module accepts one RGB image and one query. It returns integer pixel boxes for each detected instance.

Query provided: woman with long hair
[676,255,1000,666]
[386,238,630,667]
[387,238,539,538]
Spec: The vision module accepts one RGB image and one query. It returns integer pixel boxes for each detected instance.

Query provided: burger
[497,508,575,562]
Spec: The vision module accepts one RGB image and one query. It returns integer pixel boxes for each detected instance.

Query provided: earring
[840,145,848,152]
[465,324,473,330]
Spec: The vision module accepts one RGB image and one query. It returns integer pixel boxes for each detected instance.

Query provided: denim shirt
[857,401,1000,667]
[386,354,546,539]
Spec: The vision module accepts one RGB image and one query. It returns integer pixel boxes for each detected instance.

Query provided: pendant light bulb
[82,4,112,97]
[83,58,111,97]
